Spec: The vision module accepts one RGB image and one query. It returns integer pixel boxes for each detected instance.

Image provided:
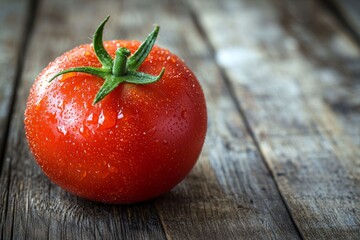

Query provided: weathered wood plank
[0,0,302,239]
[0,0,29,237]
[330,0,360,42]
[188,0,360,238]
[118,0,300,239]
[276,0,360,149]
[0,0,28,168]
[0,0,167,239]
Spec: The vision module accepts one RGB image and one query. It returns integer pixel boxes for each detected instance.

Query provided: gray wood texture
[1,0,167,239]
[0,0,29,237]
[0,0,28,169]
[0,0,359,239]
[331,0,360,42]
[188,0,360,238]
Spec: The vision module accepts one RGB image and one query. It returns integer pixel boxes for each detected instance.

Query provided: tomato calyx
[49,16,165,104]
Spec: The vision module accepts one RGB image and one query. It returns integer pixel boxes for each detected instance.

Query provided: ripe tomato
[24,17,207,203]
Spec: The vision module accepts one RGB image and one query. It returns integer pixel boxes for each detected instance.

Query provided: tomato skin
[24,41,207,203]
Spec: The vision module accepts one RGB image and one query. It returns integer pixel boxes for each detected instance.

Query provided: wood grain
[0,0,29,237]
[0,0,302,239]
[120,0,300,239]
[1,0,359,238]
[0,0,167,239]
[188,0,360,238]
[330,0,360,42]
[0,0,28,168]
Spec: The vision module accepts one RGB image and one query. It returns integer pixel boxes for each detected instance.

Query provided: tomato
[24,17,207,203]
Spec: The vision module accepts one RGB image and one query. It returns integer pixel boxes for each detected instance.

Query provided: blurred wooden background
[0,0,359,239]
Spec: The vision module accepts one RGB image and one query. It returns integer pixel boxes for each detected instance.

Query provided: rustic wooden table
[1,0,359,239]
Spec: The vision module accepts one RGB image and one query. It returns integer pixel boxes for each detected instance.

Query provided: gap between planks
[186,1,305,239]
[319,0,360,45]
[187,0,360,238]
[0,0,38,176]
[1,0,168,239]
[0,0,38,237]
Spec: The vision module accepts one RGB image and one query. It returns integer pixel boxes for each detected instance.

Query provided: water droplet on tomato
[59,72,77,82]
[48,112,57,124]
[108,163,118,173]
[58,158,65,167]
[86,113,96,123]
[148,127,157,137]
[79,125,91,138]
[181,109,187,120]
[57,125,67,135]
[35,98,42,110]
[57,100,64,108]
[97,109,117,130]
[77,169,87,179]
[98,111,105,125]
[100,171,109,179]
[117,110,124,119]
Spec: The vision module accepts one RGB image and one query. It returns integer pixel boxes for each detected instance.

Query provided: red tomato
[24,19,207,203]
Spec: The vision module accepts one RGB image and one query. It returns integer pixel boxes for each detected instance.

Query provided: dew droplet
[86,113,94,122]
[79,125,91,138]
[77,169,87,179]
[181,109,187,119]
[108,163,118,173]
[57,99,64,108]
[148,127,157,137]
[117,110,124,119]
[59,72,77,82]
[100,171,109,179]
[97,109,117,130]
[57,125,67,135]
[58,158,65,167]
[98,111,105,125]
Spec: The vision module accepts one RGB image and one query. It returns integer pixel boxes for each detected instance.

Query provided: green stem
[49,17,165,104]
[93,16,113,69]
[113,47,130,77]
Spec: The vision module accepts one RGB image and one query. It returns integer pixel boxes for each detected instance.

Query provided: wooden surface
[0,0,359,239]
[330,0,360,42]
